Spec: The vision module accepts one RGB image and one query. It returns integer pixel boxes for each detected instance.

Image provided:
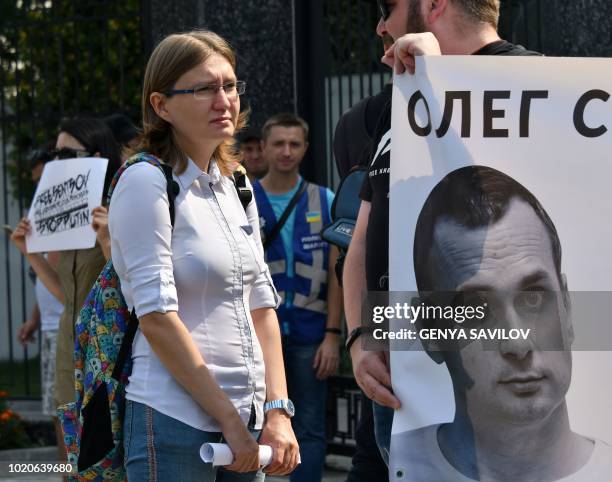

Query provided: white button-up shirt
[109,157,279,432]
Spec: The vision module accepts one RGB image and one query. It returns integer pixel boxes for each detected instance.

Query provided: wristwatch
[264,399,295,418]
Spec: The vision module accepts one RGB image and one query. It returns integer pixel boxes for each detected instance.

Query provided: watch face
[286,399,295,416]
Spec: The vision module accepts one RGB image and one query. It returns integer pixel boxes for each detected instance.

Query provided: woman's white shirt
[36,267,63,332]
[108,158,279,432]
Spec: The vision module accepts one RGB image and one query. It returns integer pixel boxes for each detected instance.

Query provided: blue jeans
[283,341,327,482]
[345,396,388,481]
[373,401,394,466]
[123,400,265,482]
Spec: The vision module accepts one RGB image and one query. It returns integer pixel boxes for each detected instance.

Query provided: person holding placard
[10,117,122,425]
[342,0,541,467]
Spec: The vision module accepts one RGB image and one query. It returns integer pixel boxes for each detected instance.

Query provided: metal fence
[326,375,363,455]
[322,0,391,189]
[0,0,143,398]
[499,0,543,53]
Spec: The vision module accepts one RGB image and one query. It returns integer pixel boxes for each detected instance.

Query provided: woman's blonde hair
[139,30,247,176]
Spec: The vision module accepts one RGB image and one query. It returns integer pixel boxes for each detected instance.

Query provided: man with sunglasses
[343,0,540,469]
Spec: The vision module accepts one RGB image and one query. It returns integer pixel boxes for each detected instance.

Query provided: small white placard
[26,157,108,253]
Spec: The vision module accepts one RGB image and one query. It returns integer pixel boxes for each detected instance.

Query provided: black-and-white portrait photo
[392,166,612,481]
[389,57,612,482]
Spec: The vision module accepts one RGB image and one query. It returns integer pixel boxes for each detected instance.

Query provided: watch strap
[264,400,284,411]
[264,399,295,417]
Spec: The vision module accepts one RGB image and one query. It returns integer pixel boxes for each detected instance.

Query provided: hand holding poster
[26,157,108,253]
[387,57,612,481]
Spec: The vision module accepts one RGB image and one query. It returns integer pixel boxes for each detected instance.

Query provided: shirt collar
[176,157,223,190]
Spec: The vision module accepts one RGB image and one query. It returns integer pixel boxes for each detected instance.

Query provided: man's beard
[407,0,428,34]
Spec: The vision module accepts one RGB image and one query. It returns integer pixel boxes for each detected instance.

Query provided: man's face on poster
[427,198,573,425]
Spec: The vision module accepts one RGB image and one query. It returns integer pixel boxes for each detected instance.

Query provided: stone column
[540,0,612,57]
[499,0,612,57]
[142,0,295,132]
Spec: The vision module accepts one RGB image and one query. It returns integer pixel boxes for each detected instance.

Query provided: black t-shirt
[334,83,393,178]
[359,40,541,292]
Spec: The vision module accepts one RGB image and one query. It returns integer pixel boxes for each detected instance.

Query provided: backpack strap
[161,163,180,226]
[110,152,179,381]
[111,312,139,381]
[263,179,307,251]
[106,152,180,213]
[232,170,252,211]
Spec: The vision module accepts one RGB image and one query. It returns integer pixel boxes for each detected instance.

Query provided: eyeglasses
[50,147,92,160]
[165,80,247,100]
[377,0,390,21]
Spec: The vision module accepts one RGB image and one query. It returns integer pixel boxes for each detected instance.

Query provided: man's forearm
[30,303,41,325]
[326,245,343,330]
[343,238,366,332]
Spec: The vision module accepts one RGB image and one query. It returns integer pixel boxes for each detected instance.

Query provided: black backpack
[321,166,367,251]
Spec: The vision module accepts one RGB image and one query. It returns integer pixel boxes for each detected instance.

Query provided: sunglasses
[50,147,92,160]
[377,0,390,21]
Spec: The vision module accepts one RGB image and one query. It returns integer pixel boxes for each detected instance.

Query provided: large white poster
[388,57,612,481]
[26,157,108,253]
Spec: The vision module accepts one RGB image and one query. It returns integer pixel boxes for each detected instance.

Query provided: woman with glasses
[107,31,299,481]
[10,117,122,438]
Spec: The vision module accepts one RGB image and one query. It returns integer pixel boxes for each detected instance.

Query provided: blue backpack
[57,153,177,481]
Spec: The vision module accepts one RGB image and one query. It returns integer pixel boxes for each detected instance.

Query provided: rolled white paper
[199,443,273,467]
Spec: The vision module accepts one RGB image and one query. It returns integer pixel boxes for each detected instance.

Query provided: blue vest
[253,181,332,345]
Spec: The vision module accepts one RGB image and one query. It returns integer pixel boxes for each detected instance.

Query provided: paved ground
[1,401,351,481]
[0,456,350,481]
[0,401,351,482]
[267,455,350,482]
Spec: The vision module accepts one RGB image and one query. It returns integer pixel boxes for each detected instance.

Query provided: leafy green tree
[0,0,143,205]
